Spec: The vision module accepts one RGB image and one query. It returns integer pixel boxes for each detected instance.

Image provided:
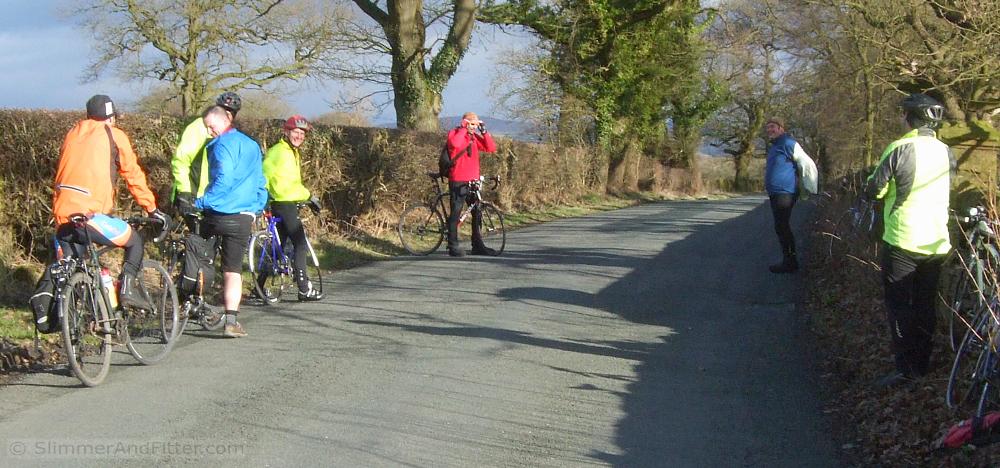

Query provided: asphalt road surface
[0,196,839,467]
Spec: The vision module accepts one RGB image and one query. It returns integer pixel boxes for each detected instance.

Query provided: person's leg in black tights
[447,182,469,256]
[768,192,798,273]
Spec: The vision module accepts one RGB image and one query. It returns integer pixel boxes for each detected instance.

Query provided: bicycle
[940,206,999,352]
[158,214,226,331]
[945,293,1000,440]
[247,203,323,304]
[398,172,506,256]
[946,207,1000,410]
[54,214,179,387]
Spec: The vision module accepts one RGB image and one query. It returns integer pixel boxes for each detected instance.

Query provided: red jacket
[446,127,497,182]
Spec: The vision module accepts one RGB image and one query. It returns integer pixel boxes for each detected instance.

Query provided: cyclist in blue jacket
[764,117,812,274]
[194,105,268,338]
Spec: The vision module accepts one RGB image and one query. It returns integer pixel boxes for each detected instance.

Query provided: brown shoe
[223,322,247,338]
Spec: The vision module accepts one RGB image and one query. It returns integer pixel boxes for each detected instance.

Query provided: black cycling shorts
[199,212,254,273]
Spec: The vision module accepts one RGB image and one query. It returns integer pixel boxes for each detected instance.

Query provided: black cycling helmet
[901,93,944,127]
[216,92,242,115]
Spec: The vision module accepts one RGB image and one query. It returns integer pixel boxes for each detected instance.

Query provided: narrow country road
[0,196,839,467]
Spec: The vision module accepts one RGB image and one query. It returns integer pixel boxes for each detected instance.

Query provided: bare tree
[706,0,781,190]
[345,0,479,131]
[74,0,349,116]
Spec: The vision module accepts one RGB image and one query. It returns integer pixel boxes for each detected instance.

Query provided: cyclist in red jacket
[444,112,497,257]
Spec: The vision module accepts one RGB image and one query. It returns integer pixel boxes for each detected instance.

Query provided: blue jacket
[765,133,799,194]
[195,128,268,214]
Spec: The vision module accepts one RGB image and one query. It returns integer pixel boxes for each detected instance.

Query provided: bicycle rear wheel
[947,306,991,410]
[248,230,292,304]
[478,203,506,256]
[124,260,180,365]
[944,260,980,352]
[61,272,112,387]
[398,203,445,256]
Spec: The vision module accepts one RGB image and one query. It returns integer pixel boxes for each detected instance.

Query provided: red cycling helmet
[283,115,311,131]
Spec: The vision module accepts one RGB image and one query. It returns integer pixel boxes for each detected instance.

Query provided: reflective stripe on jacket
[263,138,311,202]
[865,127,954,255]
[171,117,211,199]
[53,119,156,224]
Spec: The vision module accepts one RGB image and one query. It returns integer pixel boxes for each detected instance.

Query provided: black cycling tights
[56,222,143,277]
[769,192,798,256]
[271,202,310,290]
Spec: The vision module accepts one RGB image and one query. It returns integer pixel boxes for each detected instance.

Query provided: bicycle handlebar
[127,216,171,243]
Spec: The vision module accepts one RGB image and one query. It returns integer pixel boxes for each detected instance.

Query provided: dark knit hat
[86,94,116,120]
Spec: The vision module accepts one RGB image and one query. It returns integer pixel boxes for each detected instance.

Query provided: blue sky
[0,1,529,121]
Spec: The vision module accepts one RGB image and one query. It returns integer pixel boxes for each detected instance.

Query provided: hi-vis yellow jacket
[865,127,954,255]
[263,138,311,202]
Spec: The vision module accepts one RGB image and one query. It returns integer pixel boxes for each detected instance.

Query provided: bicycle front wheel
[248,231,291,304]
[124,260,180,365]
[478,202,506,256]
[61,272,112,387]
[945,262,979,352]
[398,203,445,256]
[947,308,990,411]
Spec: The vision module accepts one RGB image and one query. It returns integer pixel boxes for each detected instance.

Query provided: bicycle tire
[974,353,1000,421]
[478,202,506,256]
[398,203,445,256]
[60,272,112,387]
[124,260,180,365]
[947,306,991,410]
[946,260,979,352]
[248,230,292,304]
[303,237,324,296]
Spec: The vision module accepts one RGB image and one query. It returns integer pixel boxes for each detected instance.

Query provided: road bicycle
[247,203,323,304]
[53,214,179,387]
[946,207,1000,410]
[945,293,1000,441]
[940,206,999,352]
[158,214,226,331]
[397,172,506,256]
[816,195,880,264]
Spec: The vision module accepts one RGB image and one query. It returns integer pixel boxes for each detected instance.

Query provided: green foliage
[481,1,714,167]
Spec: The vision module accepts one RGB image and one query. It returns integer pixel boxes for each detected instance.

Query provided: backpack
[438,141,473,177]
[178,235,216,298]
[28,265,60,334]
[790,143,819,196]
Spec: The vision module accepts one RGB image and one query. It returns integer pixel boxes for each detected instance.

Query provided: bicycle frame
[59,217,122,334]
[252,207,321,280]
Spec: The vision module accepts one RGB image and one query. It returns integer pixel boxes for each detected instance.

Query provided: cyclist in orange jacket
[53,94,169,310]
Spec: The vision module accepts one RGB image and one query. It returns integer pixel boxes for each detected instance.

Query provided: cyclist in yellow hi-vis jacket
[260,115,324,302]
[863,93,955,388]
[171,92,241,222]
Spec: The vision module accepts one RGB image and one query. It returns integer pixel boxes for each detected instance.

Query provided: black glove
[479,123,487,134]
[148,209,173,241]
[175,192,196,217]
[308,196,322,215]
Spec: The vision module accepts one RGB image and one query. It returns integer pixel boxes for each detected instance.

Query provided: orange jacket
[53,119,157,224]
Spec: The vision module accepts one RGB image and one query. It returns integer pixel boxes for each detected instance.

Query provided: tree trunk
[734,149,751,191]
[391,56,443,131]
[355,0,477,131]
